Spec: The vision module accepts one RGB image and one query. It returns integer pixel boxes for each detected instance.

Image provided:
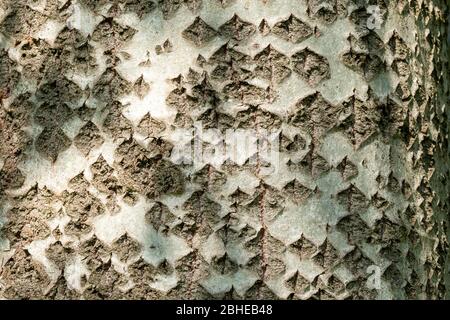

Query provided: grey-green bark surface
[0,0,449,299]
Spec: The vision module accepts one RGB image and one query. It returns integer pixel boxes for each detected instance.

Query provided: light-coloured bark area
[0,0,448,299]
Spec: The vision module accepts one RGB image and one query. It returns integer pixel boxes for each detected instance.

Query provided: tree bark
[0,0,448,299]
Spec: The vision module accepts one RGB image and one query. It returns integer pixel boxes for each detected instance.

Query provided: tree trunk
[0,0,448,299]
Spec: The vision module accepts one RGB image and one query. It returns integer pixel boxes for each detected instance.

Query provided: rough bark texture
[0,0,449,299]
